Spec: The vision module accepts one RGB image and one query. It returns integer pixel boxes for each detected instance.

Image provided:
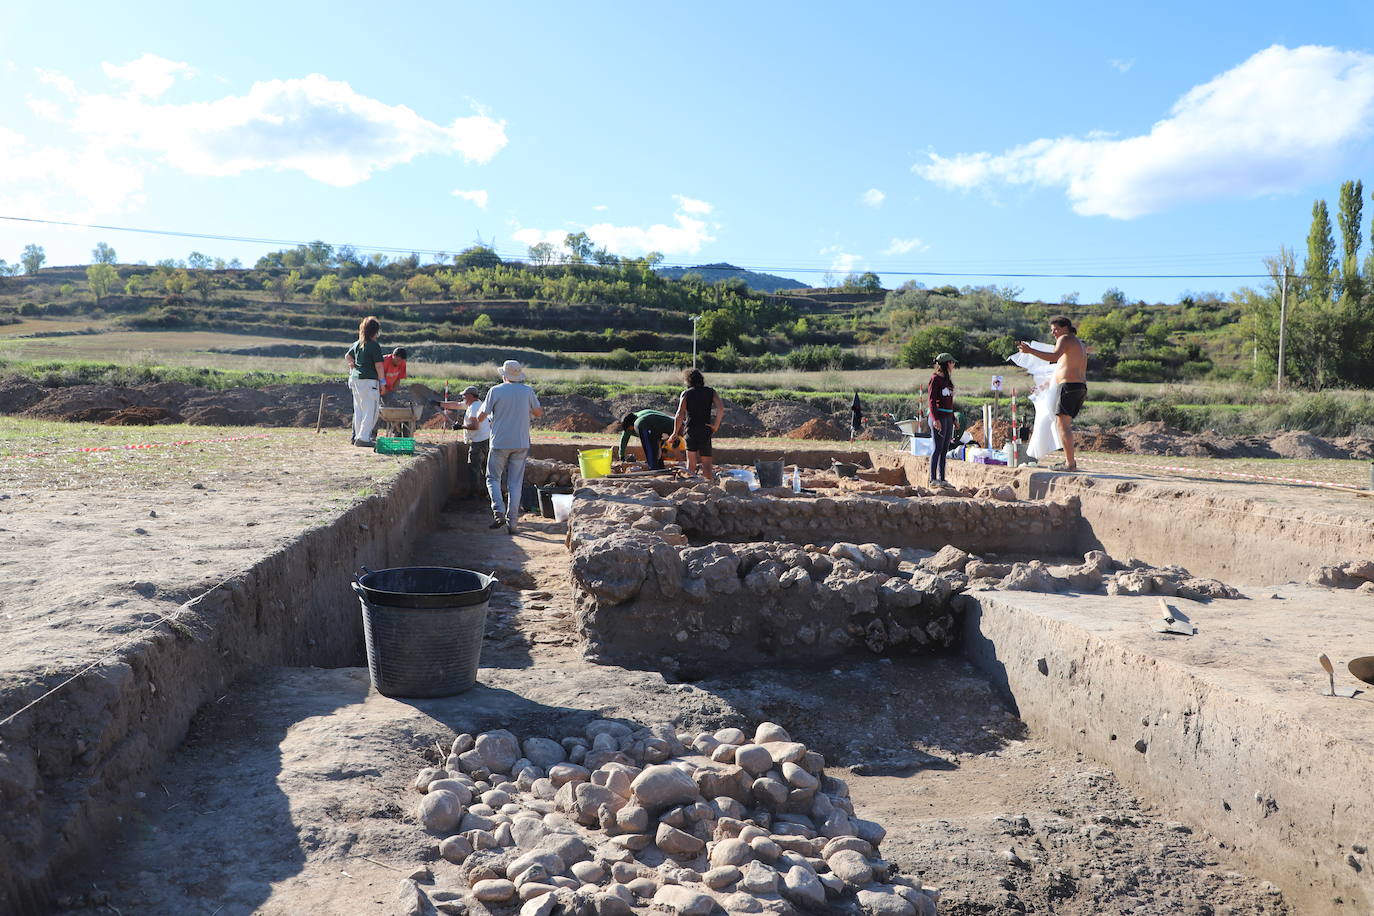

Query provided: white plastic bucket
[551,493,574,522]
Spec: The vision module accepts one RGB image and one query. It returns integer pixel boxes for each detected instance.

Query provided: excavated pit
[10,440,1374,915]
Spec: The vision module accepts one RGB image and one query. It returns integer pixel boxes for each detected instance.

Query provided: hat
[935,352,957,364]
[461,385,480,398]
[500,359,526,382]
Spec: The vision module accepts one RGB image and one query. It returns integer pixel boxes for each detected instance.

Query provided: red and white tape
[1,433,272,462]
[1081,455,1354,490]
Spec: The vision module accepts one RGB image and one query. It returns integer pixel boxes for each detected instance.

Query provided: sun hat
[500,359,526,382]
[935,352,957,364]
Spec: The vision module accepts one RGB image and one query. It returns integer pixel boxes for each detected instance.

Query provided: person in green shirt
[344,316,386,447]
[618,409,677,470]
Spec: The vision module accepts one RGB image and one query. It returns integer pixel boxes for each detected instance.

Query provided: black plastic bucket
[352,566,494,698]
[539,485,574,518]
[754,460,785,488]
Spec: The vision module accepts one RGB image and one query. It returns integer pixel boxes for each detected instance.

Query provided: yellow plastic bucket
[578,448,613,480]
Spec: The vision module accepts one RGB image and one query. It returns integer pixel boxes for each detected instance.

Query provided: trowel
[1151,599,1197,636]
[1317,653,1361,698]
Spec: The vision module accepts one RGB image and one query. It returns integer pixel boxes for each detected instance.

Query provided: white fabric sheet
[1007,342,1062,460]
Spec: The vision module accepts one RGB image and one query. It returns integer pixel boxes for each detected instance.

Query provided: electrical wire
[0,213,1315,282]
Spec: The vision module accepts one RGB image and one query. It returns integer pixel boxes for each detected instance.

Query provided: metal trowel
[1151,599,1197,636]
[1318,653,1361,698]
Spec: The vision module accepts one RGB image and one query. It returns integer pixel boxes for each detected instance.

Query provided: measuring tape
[1,433,272,461]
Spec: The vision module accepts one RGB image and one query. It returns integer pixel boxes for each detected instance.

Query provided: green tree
[123,274,146,296]
[1304,199,1336,303]
[696,308,741,348]
[528,242,556,265]
[59,282,74,297]
[899,325,966,368]
[86,263,118,305]
[404,273,442,303]
[21,244,45,274]
[91,241,117,264]
[312,274,341,304]
[454,245,502,269]
[472,313,494,332]
[1336,179,1364,305]
[1077,313,1129,356]
[1101,287,1126,308]
[187,251,212,270]
[564,231,593,263]
[349,274,390,302]
[163,268,191,300]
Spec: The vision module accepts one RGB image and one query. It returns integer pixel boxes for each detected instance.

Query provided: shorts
[1057,382,1088,419]
[685,425,713,457]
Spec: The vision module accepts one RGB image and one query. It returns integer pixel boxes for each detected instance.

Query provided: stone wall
[567,482,1083,672]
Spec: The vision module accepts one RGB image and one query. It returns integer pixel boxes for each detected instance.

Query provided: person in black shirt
[672,368,725,480]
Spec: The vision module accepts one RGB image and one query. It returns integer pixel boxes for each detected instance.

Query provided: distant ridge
[656,262,805,293]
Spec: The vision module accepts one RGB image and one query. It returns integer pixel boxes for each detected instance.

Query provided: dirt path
[59,501,1290,915]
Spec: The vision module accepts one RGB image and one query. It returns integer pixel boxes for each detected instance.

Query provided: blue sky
[2,0,1373,303]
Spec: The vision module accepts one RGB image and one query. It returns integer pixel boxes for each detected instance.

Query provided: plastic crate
[375,436,415,455]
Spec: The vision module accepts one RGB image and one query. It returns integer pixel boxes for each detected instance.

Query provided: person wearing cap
[459,385,491,499]
[927,352,959,485]
[483,360,543,533]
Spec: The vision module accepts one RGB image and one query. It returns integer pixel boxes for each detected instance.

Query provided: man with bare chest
[1017,316,1088,470]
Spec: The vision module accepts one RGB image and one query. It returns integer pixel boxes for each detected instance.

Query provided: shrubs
[1113,359,1168,382]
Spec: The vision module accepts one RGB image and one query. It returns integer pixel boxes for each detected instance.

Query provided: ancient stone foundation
[567,482,1082,670]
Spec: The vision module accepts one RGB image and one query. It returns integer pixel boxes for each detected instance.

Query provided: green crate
[375,437,415,455]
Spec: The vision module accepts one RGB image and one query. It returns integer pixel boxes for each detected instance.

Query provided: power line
[0,212,1309,281]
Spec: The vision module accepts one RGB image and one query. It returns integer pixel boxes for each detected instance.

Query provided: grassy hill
[655,262,805,293]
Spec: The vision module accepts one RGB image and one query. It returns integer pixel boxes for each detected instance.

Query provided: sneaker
[506,517,518,535]
[488,516,506,529]
[354,439,374,448]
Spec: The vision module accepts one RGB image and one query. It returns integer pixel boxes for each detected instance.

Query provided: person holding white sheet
[1015,316,1088,471]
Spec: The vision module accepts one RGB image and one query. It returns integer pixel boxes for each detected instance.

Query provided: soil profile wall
[0,443,465,915]
[961,589,1374,914]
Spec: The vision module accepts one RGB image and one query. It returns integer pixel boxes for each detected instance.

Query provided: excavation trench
[5,442,1372,915]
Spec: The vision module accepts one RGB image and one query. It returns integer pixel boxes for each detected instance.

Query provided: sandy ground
[0,428,408,687]
[58,504,1292,916]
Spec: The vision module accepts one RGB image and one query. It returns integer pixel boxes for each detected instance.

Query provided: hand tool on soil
[1316,653,1361,698]
[1151,598,1197,635]
[315,392,326,433]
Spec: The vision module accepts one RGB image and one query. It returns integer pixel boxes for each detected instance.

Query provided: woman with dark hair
[344,316,385,447]
[672,367,724,480]
[927,352,959,484]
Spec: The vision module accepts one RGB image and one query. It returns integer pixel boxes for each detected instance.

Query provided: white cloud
[673,194,712,215]
[514,197,716,257]
[860,188,885,207]
[592,204,608,211]
[914,45,1374,219]
[824,249,862,274]
[452,188,488,209]
[0,126,145,221]
[883,237,926,255]
[102,53,193,98]
[1108,58,1135,73]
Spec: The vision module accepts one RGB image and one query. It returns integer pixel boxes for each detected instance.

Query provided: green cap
[935,352,956,364]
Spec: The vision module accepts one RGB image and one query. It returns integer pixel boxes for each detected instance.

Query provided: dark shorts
[1057,382,1088,418]
[685,425,712,457]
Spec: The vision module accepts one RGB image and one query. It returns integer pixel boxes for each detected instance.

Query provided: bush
[784,344,843,372]
[1113,359,1167,382]
[899,326,966,368]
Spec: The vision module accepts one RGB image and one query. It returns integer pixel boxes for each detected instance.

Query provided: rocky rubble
[1307,558,1374,592]
[406,721,938,915]
[922,545,1244,600]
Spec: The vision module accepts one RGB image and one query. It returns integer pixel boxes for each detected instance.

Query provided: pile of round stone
[410,720,938,915]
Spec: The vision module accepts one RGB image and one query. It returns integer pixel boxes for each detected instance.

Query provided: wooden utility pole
[1276,269,1288,392]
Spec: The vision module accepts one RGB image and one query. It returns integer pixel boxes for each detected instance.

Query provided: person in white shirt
[483,360,543,534]
[459,386,491,499]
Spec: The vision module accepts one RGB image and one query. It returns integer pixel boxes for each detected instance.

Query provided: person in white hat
[483,360,542,533]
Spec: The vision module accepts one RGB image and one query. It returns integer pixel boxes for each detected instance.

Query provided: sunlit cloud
[513,196,716,256]
[883,237,926,255]
[452,188,489,209]
[915,45,1374,219]
[102,53,194,98]
[861,188,885,207]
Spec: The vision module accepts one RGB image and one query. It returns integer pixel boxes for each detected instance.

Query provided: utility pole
[1276,269,1288,392]
[690,315,702,368]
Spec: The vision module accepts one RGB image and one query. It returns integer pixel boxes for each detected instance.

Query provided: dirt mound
[855,426,904,442]
[22,384,152,421]
[535,394,614,429]
[1332,436,1374,460]
[1268,430,1349,459]
[786,417,850,440]
[716,398,764,437]
[750,399,825,435]
[965,418,1016,449]
[551,412,606,433]
[102,406,179,426]
[0,376,51,414]
[1117,421,1192,455]
[1076,426,1128,452]
[420,412,453,430]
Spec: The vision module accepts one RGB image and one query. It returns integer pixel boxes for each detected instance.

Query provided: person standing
[617,409,677,470]
[484,360,542,534]
[672,368,724,481]
[1017,316,1088,471]
[459,386,491,499]
[927,352,958,484]
[344,316,385,447]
